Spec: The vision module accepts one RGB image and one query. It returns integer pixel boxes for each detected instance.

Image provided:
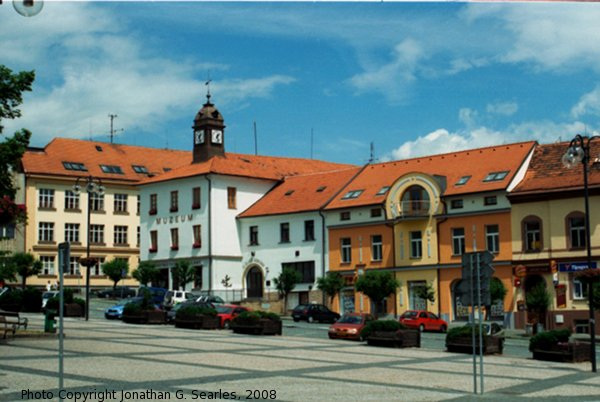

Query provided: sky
[2,2,600,165]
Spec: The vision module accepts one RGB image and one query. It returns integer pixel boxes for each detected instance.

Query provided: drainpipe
[204,175,212,293]
[319,210,326,305]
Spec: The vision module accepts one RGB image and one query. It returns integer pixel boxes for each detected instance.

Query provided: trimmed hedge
[176,305,217,320]
[232,311,280,326]
[361,320,407,339]
[529,329,571,352]
[445,325,486,343]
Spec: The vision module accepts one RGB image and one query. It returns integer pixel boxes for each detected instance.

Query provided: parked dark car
[96,287,136,299]
[292,304,340,323]
[138,286,168,304]
[166,300,215,324]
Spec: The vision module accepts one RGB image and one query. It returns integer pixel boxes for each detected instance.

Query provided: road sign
[458,251,495,306]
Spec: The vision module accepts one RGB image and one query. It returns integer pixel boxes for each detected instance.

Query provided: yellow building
[509,141,600,334]
[16,138,190,291]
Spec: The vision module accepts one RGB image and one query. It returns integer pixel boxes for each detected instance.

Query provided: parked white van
[162,290,197,310]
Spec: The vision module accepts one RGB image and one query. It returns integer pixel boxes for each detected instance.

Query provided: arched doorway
[246,266,263,299]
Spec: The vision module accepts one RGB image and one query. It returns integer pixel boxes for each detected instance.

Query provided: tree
[273,267,301,313]
[0,250,16,284]
[486,277,507,319]
[132,261,158,287]
[11,252,41,289]
[413,282,436,304]
[102,259,128,291]
[526,282,551,334]
[317,272,344,307]
[355,270,399,318]
[172,260,195,291]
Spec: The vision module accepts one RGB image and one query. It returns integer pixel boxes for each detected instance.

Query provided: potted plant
[175,305,219,329]
[445,325,503,355]
[362,320,420,348]
[122,289,165,324]
[45,288,85,317]
[529,329,590,362]
[231,311,282,335]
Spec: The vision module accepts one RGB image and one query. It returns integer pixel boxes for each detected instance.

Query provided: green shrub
[361,320,407,339]
[176,305,217,320]
[21,287,42,312]
[123,302,143,315]
[0,289,23,311]
[529,329,571,352]
[44,290,82,312]
[63,288,74,304]
[445,325,486,343]
[73,297,85,311]
[232,311,280,325]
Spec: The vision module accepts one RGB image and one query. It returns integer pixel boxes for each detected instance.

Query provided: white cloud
[571,86,600,118]
[458,108,478,127]
[349,38,424,102]
[486,102,518,116]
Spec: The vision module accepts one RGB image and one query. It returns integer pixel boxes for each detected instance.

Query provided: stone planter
[446,335,503,355]
[64,303,84,317]
[231,319,282,335]
[532,341,591,363]
[366,329,420,348]
[123,310,166,325]
[175,315,220,330]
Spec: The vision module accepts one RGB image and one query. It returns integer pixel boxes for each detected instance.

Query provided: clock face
[194,130,204,145]
[211,129,223,144]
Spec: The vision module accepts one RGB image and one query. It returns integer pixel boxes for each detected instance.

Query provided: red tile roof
[22,138,191,182]
[139,153,356,185]
[512,141,600,194]
[239,167,362,218]
[325,141,536,210]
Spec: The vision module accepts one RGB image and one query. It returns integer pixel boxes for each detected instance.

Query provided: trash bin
[44,309,56,333]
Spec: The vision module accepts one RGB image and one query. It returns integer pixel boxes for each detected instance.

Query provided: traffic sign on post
[458,251,495,306]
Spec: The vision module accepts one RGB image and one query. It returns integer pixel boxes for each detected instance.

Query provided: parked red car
[216,304,249,329]
[328,313,375,341]
[400,310,447,332]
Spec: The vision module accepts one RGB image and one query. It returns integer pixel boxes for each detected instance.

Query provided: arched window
[401,185,430,216]
[246,266,263,299]
[565,211,586,249]
[522,215,543,252]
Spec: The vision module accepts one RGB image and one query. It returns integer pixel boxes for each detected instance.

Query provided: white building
[138,95,354,305]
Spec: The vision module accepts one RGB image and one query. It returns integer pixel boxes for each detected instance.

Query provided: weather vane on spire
[205,72,212,104]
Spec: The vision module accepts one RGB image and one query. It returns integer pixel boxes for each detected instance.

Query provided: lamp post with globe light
[73,176,105,321]
[562,134,600,372]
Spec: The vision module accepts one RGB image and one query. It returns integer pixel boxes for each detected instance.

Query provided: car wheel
[419,324,425,332]
[223,320,231,329]
[440,325,447,333]
[308,316,314,323]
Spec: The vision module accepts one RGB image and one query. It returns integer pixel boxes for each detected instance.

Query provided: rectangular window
[64,223,80,243]
[91,257,105,276]
[137,195,140,215]
[340,211,351,221]
[114,193,128,213]
[484,196,498,206]
[100,165,123,174]
[114,225,128,245]
[483,171,509,182]
[451,199,463,209]
[192,187,201,209]
[249,226,259,245]
[304,220,315,241]
[370,208,382,218]
[341,190,364,199]
[569,217,586,249]
[371,235,383,261]
[227,187,237,209]
[68,257,80,276]
[486,224,500,253]
[0,224,16,239]
[456,176,471,186]
[149,194,157,215]
[410,231,422,259]
[281,261,315,283]
[193,225,202,248]
[150,230,158,252]
[132,165,148,174]
[90,224,104,244]
[64,190,80,210]
[171,228,179,250]
[574,279,587,300]
[40,256,55,275]
[341,238,352,263]
[452,228,465,256]
[525,221,541,251]
[62,161,87,171]
[376,186,390,196]
[38,222,54,242]
[39,189,54,209]
[90,192,104,212]
[280,222,290,243]
[170,191,178,212]
[136,226,140,247]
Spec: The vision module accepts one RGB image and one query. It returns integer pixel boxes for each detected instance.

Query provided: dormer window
[342,190,363,200]
[376,186,390,196]
[285,190,295,196]
[316,186,327,192]
[100,165,123,174]
[132,165,149,174]
[483,171,509,182]
[456,176,471,186]
[62,162,87,171]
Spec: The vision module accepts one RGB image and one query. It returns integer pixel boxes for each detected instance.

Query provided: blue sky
[2,2,600,164]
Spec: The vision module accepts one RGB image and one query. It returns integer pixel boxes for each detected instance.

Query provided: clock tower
[192,93,226,163]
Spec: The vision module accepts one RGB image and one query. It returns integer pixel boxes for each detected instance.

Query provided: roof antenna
[205,72,212,104]
[108,114,123,144]
[310,128,314,159]
[368,141,376,164]
[253,121,258,155]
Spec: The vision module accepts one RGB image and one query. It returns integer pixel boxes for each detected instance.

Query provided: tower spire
[205,72,212,104]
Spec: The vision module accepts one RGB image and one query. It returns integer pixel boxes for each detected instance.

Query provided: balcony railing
[391,200,431,219]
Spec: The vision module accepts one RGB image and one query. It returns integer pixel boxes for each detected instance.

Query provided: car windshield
[294,304,308,311]
[466,323,491,334]
[338,315,362,324]
[401,311,418,319]
[216,306,233,314]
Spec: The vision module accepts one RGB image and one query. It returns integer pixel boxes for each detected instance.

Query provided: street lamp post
[73,176,105,321]
[562,134,600,373]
